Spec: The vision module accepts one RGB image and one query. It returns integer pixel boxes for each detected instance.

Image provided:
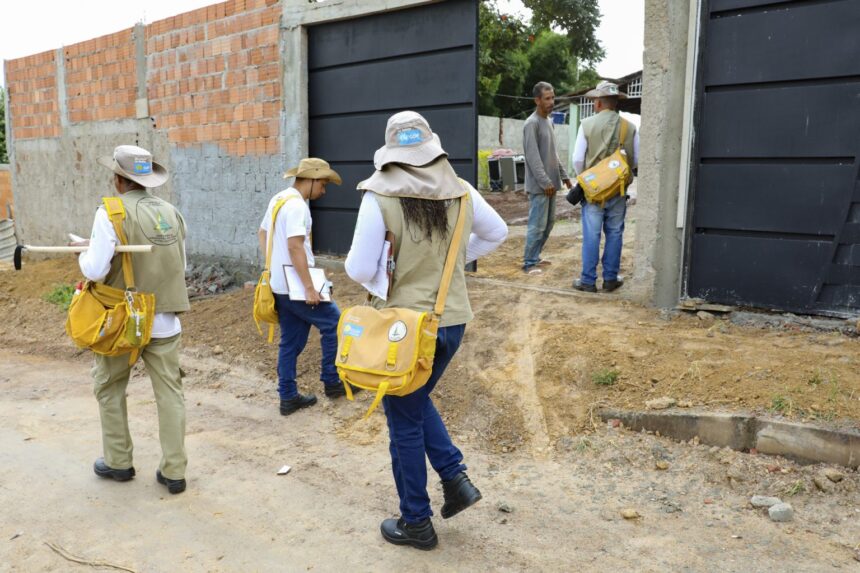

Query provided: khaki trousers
[92,334,187,479]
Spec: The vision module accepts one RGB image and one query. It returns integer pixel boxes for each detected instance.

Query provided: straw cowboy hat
[97,145,169,188]
[283,157,342,185]
[373,111,447,170]
[584,81,629,100]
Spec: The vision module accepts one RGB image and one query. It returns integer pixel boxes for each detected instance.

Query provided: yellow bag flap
[336,306,426,377]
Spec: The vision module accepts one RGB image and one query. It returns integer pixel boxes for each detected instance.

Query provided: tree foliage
[0,87,7,163]
[479,0,604,117]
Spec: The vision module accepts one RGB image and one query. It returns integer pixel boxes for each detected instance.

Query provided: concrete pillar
[133,23,148,119]
[55,48,69,129]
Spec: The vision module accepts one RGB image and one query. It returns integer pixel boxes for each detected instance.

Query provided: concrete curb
[599,409,860,469]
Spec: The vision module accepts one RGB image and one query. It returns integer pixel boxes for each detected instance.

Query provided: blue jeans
[523,192,555,269]
[274,294,341,400]
[580,195,627,286]
[382,324,468,524]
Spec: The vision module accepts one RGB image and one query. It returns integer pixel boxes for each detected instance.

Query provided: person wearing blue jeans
[273,294,342,404]
[522,192,555,271]
[382,324,467,527]
[580,195,626,290]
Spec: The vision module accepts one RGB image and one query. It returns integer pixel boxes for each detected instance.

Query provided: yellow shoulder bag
[65,197,155,365]
[253,196,296,343]
[335,193,469,418]
[576,118,631,206]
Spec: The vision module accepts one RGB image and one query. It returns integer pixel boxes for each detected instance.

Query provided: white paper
[362,240,392,301]
[283,266,332,301]
[277,465,291,475]
[68,233,87,243]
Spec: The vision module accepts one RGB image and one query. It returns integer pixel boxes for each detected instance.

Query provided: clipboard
[283,266,332,301]
[362,231,395,301]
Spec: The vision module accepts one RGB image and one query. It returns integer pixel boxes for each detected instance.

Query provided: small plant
[592,368,620,386]
[43,284,75,311]
[783,480,806,497]
[477,149,493,190]
[770,395,793,415]
[807,371,824,386]
[575,437,594,453]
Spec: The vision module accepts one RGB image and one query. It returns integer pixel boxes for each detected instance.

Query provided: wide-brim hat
[373,111,447,170]
[283,157,342,185]
[97,145,169,188]
[584,81,628,100]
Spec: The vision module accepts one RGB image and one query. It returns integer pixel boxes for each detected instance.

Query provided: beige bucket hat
[97,145,169,188]
[584,81,628,100]
[283,157,342,185]
[373,111,447,170]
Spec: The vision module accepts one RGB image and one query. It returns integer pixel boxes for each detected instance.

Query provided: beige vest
[104,190,191,314]
[582,110,636,170]
[372,193,474,327]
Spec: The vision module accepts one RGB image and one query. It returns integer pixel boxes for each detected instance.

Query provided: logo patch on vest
[137,197,179,246]
[388,321,408,342]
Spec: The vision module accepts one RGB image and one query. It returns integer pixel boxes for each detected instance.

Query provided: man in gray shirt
[522,81,572,274]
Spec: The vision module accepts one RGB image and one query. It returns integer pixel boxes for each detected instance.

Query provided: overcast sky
[0,0,644,87]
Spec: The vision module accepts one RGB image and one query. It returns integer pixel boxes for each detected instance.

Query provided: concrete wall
[630,0,691,307]
[0,165,11,218]
[478,114,569,167]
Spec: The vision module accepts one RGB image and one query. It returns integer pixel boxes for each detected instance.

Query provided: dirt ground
[1,209,859,570]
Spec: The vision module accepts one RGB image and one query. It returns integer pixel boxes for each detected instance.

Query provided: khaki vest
[103,190,190,314]
[372,193,474,328]
[582,110,636,171]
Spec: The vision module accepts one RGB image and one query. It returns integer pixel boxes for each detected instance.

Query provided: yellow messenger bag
[335,193,469,419]
[252,195,297,343]
[65,197,155,365]
[576,118,631,206]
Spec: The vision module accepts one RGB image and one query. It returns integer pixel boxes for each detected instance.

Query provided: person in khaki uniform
[345,112,508,549]
[75,145,190,494]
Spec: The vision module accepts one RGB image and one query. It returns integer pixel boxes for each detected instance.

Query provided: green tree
[522,0,605,65]
[0,86,7,163]
[478,1,530,116]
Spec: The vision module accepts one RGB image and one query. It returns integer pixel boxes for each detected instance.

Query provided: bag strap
[616,117,628,152]
[433,183,471,318]
[266,195,300,271]
[102,197,135,290]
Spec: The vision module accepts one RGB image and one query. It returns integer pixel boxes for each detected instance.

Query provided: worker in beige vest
[75,145,191,494]
[345,111,508,549]
[571,81,639,293]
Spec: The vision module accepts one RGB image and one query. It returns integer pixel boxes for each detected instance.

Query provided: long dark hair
[400,197,450,242]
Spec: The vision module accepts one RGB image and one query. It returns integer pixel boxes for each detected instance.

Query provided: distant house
[555,70,643,122]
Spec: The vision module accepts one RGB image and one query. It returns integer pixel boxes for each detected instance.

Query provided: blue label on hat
[396,128,423,146]
[133,158,152,174]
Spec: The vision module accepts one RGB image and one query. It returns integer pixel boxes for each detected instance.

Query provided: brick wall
[64,29,138,123]
[146,0,281,156]
[0,167,12,216]
[4,50,61,140]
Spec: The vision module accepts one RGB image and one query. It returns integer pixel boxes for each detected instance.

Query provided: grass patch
[43,284,75,311]
[783,480,806,497]
[592,368,620,386]
[770,395,794,415]
[575,438,594,453]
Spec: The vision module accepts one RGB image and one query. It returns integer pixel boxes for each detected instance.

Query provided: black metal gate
[306,0,478,254]
[685,0,860,315]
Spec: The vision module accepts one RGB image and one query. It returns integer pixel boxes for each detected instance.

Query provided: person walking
[522,81,572,275]
[345,111,508,549]
[78,145,190,494]
[571,81,639,293]
[258,158,347,416]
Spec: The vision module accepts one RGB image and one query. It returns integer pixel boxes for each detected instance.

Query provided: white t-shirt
[259,188,314,295]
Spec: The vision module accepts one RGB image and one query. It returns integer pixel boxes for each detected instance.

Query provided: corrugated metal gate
[306,0,478,254]
[685,0,860,315]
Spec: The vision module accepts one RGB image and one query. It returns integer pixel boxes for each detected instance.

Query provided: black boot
[380,517,438,550]
[156,469,186,494]
[280,393,317,415]
[93,458,135,482]
[441,472,482,519]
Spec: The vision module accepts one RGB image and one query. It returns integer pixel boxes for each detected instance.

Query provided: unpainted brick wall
[64,29,138,123]
[0,167,12,217]
[4,50,61,140]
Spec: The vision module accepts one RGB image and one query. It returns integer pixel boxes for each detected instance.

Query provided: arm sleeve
[632,128,640,169]
[466,186,507,263]
[282,202,307,239]
[78,208,117,281]
[345,193,387,284]
[572,126,587,175]
[523,121,552,188]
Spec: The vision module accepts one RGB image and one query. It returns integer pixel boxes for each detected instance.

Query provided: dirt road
[2,349,858,572]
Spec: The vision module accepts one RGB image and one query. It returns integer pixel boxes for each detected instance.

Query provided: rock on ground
[750,496,782,508]
[769,503,794,522]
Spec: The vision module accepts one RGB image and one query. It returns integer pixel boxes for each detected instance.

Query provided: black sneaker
[572,279,597,293]
[93,458,135,482]
[156,469,186,494]
[280,393,317,415]
[380,517,438,550]
[440,472,482,519]
[602,278,624,292]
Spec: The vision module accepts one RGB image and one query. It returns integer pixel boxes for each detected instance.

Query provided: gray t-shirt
[523,111,569,195]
